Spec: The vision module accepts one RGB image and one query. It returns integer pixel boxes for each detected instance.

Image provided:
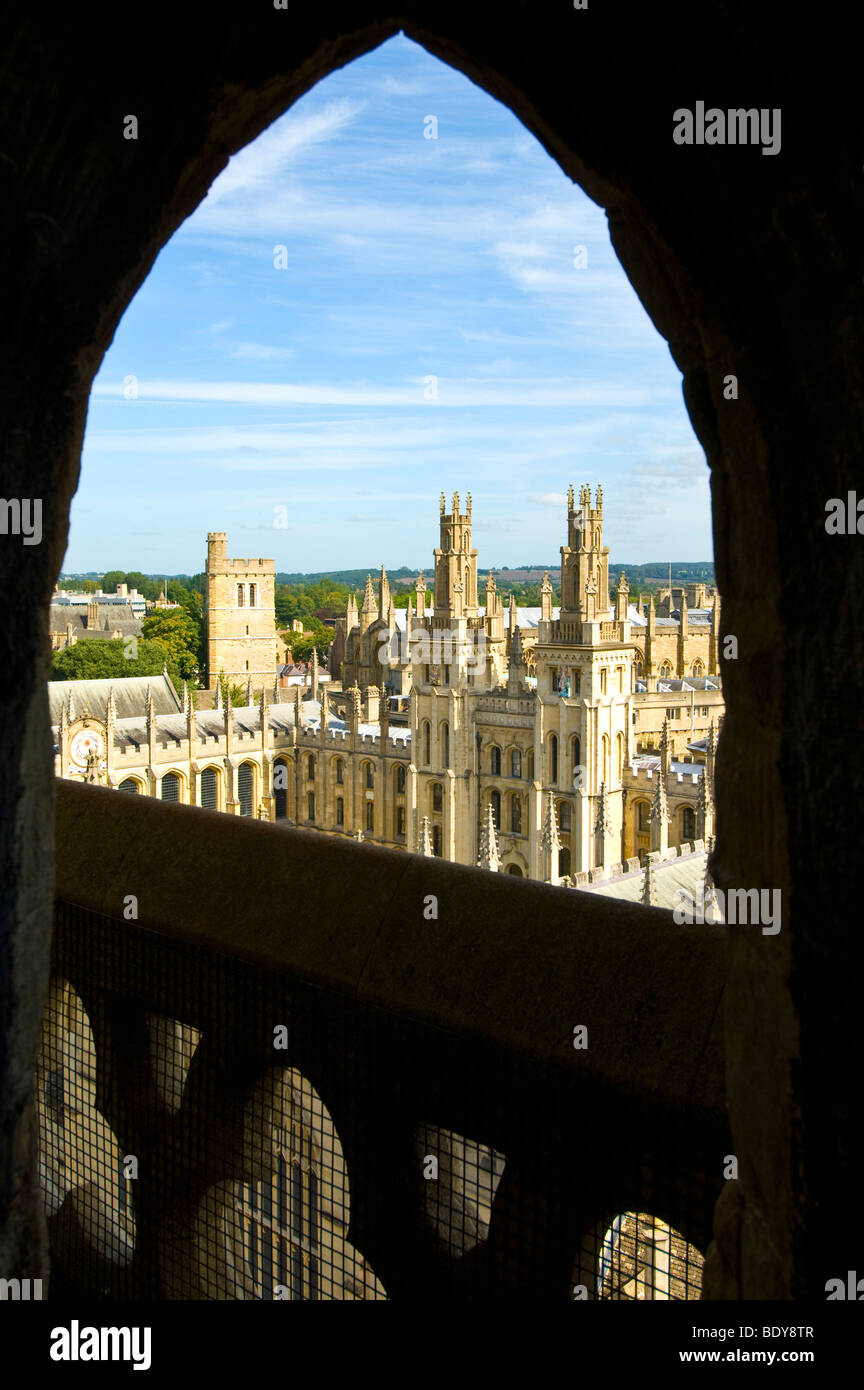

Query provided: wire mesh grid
[38,899,720,1301]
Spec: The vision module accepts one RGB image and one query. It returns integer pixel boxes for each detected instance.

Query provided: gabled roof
[49,674,181,724]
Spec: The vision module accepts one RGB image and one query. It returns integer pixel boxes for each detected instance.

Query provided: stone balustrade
[41,779,728,1300]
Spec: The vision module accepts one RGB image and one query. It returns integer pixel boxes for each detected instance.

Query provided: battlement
[215,556,275,574]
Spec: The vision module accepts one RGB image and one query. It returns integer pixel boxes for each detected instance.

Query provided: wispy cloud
[92,377,676,408]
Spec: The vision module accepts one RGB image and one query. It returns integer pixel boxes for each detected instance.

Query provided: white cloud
[228,342,296,361]
[204,98,366,205]
[91,377,675,408]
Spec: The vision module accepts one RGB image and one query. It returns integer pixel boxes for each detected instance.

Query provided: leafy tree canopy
[141,609,201,681]
[50,638,174,683]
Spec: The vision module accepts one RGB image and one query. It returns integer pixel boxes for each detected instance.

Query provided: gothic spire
[418,816,434,857]
[641,855,657,906]
[477,801,501,872]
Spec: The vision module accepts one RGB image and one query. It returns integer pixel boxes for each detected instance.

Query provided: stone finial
[477,800,501,872]
[245,676,253,706]
[594,781,609,836]
[418,816,434,857]
[361,574,376,614]
[440,492,446,515]
[541,791,560,852]
[567,483,574,511]
[660,715,671,771]
[641,855,657,906]
[650,762,670,827]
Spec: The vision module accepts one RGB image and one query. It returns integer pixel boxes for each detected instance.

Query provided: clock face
[70,729,104,767]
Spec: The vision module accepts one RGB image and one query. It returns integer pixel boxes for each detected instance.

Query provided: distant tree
[141,609,200,681]
[216,671,248,708]
[100,570,126,593]
[50,638,172,682]
[124,571,161,601]
[288,631,333,663]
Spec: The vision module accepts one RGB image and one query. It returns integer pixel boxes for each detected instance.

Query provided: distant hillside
[275,562,716,587]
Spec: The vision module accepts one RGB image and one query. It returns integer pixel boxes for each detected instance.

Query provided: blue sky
[68,34,713,576]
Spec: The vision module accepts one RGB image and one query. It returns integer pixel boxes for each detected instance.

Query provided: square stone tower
[204,532,278,692]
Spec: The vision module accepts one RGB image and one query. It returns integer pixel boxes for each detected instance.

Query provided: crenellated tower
[433,491,478,619]
[559,483,611,628]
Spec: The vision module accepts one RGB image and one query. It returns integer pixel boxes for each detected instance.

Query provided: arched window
[602,734,610,786]
[161,772,180,802]
[636,661,644,678]
[118,777,139,794]
[691,660,703,677]
[509,795,522,834]
[237,584,245,607]
[490,745,501,775]
[249,583,257,607]
[200,765,218,811]
[336,795,344,826]
[238,763,254,817]
[395,764,406,794]
[559,846,571,877]
[681,806,696,841]
[307,754,315,781]
[432,825,442,857]
[431,783,443,814]
[505,863,523,877]
[365,762,374,789]
[273,759,288,820]
[441,722,449,768]
[334,757,344,785]
[571,735,581,779]
[511,748,521,778]
[637,801,650,832]
[423,721,431,766]
[557,800,572,834]
[550,733,558,785]
[616,731,624,780]
[365,800,374,832]
[307,791,315,822]
[659,663,671,678]
[490,790,501,830]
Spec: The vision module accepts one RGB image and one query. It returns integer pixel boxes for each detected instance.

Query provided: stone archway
[2,5,861,1298]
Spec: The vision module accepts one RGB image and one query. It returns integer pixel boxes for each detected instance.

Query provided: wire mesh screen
[38,898,723,1301]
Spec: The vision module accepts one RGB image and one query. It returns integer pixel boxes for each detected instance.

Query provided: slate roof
[583,850,715,913]
[49,674,181,725]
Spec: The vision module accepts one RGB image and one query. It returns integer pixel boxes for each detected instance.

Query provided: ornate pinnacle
[541,791,560,851]
[477,800,501,872]
[418,816,434,857]
[594,781,609,836]
[641,856,657,906]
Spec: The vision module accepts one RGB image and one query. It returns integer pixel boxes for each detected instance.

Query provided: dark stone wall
[1,0,861,1296]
